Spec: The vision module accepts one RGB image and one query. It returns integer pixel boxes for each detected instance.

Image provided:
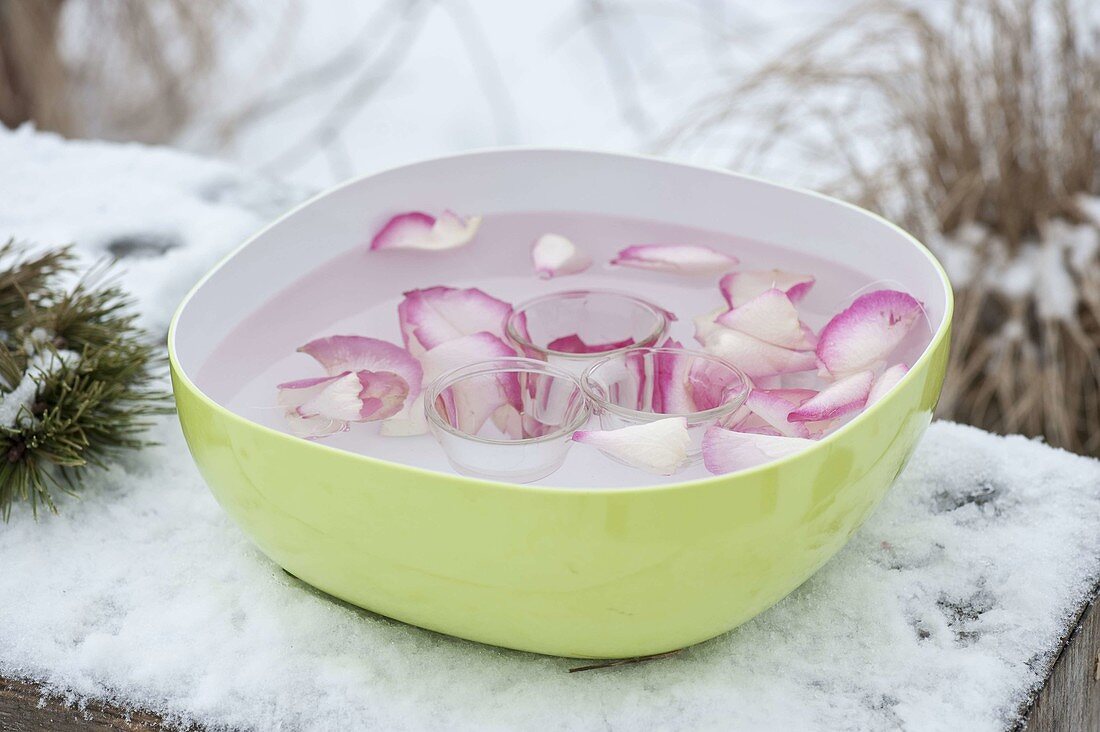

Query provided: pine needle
[0,240,170,519]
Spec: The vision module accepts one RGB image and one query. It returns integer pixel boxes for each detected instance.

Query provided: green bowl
[169,150,951,659]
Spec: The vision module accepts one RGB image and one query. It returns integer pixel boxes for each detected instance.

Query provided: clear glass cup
[425,357,591,483]
[580,347,749,465]
[505,290,671,375]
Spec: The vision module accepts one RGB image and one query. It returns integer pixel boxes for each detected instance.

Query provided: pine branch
[0,242,170,519]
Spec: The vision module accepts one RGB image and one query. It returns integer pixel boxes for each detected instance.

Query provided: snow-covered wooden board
[1,130,1098,731]
[0,602,1097,731]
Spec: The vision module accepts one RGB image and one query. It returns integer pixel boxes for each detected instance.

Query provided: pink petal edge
[816,290,923,375]
[788,370,875,423]
[719,269,815,308]
[743,389,812,438]
[299,335,423,401]
[278,370,409,424]
[370,210,481,251]
[610,245,738,276]
[715,288,816,350]
[398,286,513,355]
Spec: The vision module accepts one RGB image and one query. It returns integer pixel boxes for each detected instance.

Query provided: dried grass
[0,0,235,143]
[665,0,1100,454]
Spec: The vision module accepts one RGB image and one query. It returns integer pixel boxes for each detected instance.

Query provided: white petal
[531,233,592,278]
[572,417,691,475]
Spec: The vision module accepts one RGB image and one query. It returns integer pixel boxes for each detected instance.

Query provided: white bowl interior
[172,150,950,487]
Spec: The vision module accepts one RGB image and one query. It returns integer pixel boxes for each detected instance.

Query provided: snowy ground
[1,128,1100,731]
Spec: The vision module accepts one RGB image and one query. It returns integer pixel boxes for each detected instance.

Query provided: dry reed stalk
[0,0,234,143]
[664,0,1100,455]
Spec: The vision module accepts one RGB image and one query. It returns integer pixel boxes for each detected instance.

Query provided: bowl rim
[167,146,954,495]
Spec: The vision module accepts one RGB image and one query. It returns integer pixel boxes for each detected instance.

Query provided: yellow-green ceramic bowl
[169,150,952,659]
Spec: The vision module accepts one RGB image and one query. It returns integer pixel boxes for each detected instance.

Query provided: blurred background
[1,0,1098,455]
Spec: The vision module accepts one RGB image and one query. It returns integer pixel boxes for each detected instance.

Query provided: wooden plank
[1023,592,1100,731]
[0,677,169,731]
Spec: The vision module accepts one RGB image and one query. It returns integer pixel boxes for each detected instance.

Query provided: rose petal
[280,370,409,423]
[531,233,592,278]
[572,417,691,475]
[866,363,909,407]
[788,370,875,423]
[686,357,744,412]
[720,270,815,308]
[743,389,812,438]
[701,326,817,379]
[816,290,923,375]
[692,307,725,346]
[702,426,815,475]
[421,332,521,435]
[546,334,634,354]
[398,286,513,355]
[299,335,423,401]
[276,374,346,410]
[610,245,738,276]
[420,332,518,381]
[714,288,816,350]
[297,335,423,436]
[645,343,745,413]
[370,210,481,251]
[652,347,694,414]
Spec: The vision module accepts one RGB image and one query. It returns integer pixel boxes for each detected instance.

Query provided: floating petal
[572,417,691,475]
[816,290,923,375]
[866,363,909,407]
[531,233,592,278]
[701,327,816,379]
[788,370,874,423]
[421,332,521,435]
[610,245,738,276]
[370,210,481,251]
[398,286,513,354]
[692,307,725,346]
[743,389,813,438]
[715,288,816,349]
[278,370,409,423]
[702,426,815,475]
[276,374,345,411]
[299,335,423,400]
[719,269,815,308]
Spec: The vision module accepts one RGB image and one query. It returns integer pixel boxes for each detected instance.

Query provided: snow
[0,126,310,337]
[0,127,1098,729]
[0,331,80,429]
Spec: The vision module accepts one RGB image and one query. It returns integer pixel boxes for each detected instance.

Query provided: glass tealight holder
[505,290,671,375]
[580,347,749,464]
[425,357,591,483]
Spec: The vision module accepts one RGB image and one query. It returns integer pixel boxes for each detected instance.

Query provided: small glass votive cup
[424,357,591,483]
[505,290,671,375]
[580,347,749,465]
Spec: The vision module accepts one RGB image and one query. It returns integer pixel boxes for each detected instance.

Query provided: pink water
[197,210,933,487]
